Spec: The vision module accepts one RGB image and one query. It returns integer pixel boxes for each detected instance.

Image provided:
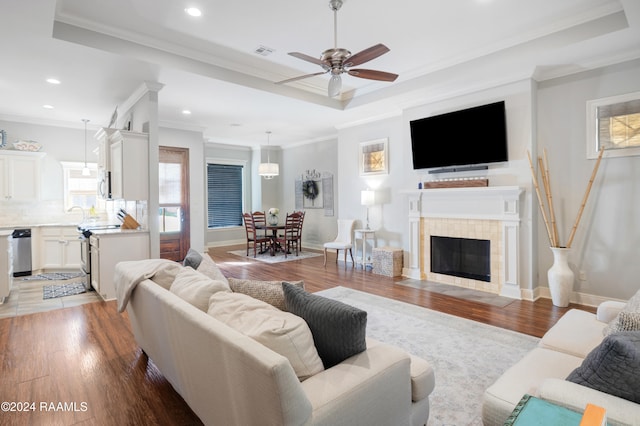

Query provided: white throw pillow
[208,292,324,381]
[170,267,231,312]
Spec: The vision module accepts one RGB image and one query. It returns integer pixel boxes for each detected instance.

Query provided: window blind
[207,163,243,228]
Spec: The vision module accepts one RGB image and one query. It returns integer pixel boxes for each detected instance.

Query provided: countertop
[0,223,79,230]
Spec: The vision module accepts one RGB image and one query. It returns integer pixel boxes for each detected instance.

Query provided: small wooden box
[373,247,403,277]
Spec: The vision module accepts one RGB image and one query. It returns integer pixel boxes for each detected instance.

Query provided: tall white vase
[547,247,574,307]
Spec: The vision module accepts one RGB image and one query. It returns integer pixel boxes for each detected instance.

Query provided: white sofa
[114,257,435,426]
[483,297,640,426]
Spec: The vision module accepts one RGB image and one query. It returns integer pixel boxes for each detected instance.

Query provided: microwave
[98,169,112,200]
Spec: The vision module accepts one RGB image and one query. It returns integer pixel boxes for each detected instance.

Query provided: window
[61,162,101,212]
[159,162,182,233]
[207,161,245,229]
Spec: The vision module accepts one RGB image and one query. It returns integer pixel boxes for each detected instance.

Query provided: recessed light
[185,7,202,17]
[46,78,61,85]
[182,109,191,115]
[43,104,54,109]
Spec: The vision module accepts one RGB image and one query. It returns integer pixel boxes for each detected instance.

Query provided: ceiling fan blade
[288,52,326,66]
[276,71,328,85]
[347,44,390,66]
[347,69,398,82]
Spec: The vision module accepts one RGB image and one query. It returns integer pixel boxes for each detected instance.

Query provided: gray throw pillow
[282,282,367,369]
[183,248,203,269]
[566,331,640,404]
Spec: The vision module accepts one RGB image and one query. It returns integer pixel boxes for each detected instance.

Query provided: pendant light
[81,119,90,176]
[258,131,279,179]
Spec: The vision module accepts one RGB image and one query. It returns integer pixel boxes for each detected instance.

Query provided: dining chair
[276,212,302,258]
[296,210,305,252]
[323,219,355,266]
[252,211,267,237]
[242,212,270,257]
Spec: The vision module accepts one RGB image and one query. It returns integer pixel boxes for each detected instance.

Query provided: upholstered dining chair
[323,219,355,266]
[242,212,270,257]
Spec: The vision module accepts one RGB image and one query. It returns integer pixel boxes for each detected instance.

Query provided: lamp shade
[361,189,375,206]
[258,162,279,179]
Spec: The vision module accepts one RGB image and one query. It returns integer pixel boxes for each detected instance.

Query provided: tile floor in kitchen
[0,273,101,319]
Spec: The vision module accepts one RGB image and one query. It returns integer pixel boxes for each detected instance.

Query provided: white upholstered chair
[323,219,355,266]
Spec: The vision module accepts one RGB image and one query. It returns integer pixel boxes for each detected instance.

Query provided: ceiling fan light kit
[276,0,398,97]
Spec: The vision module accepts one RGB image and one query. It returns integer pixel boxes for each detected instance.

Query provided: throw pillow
[566,331,640,404]
[604,289,640,336]
[228,278,304,310]
[282,282,367,369]
[208,292,324,381]
[196,253,229,286]
[183,248,203,269]
[616,312,640,332]
[170,267,231,312]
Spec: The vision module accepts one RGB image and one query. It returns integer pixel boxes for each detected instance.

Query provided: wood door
[159,147,190,261]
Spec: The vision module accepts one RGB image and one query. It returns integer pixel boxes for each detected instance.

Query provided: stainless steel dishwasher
[12,228,32,277]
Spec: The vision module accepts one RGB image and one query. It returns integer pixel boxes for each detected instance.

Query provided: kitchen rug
[43,282,88,299]
[22,272,86,281]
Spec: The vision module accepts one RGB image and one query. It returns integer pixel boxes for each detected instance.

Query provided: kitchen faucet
[67,206,86,224]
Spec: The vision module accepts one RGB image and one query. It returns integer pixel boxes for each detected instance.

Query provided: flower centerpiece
[268,207,279,225]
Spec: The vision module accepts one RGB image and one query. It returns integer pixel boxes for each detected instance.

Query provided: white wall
[536,58,640,301]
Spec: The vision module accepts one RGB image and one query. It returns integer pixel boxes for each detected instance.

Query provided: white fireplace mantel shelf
[401,186,524,222]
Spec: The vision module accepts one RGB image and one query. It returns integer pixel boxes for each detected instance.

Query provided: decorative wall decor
[0,130,6,148]
[359,138,388,175]
[586,91,640,159]
[295,169,334,216]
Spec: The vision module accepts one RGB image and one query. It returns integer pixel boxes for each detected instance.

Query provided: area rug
[22,272,86,281]
[315,286,539,426]
[396,278,515,308]
[43,282,88,299]
[227,249,322,264]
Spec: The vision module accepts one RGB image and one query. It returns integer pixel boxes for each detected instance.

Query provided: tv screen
[410,101,508,171]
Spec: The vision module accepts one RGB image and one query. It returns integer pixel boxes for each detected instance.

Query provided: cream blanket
[114,259,182,312]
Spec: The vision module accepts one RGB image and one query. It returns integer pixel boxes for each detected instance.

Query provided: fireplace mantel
[401,186,524,299]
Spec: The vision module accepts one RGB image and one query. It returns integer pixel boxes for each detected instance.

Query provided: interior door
[159,146,190,261]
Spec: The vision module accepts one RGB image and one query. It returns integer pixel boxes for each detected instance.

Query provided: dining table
[255,224,285,256]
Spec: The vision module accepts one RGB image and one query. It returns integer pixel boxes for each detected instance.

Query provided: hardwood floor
[0,244,595,425]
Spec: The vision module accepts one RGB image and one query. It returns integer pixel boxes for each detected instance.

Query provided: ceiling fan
[276,0,398,98]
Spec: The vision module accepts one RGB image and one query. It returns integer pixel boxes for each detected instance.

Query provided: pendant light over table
[258,131,279,179]
[82,118,90,176]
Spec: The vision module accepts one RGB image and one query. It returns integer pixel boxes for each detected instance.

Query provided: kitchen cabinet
[90,231,149,301]
[0,232,13,303]
[40,226,81,270]
[96,128,148,201]
[0,150,45,201]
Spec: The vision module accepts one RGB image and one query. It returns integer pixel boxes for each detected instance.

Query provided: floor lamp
[361,189,375,229]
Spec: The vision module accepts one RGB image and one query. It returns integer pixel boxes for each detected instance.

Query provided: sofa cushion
[208,292,324,381]
[539,309,605,358]
[604,289,640,336]
[282,282,367,369]
[228,278,304,310]
[195,253,229,286]
[566,331,640,404]
[148,261,183,290]
[183,248,203,269]
[169,267,231,311]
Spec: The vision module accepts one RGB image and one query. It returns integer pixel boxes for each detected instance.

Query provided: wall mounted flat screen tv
[410,100,508,171]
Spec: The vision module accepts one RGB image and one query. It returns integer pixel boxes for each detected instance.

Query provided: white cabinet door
[0,151,44,201]
[107,130,148,201]
[0,235,12,302]
[40,227,81,270]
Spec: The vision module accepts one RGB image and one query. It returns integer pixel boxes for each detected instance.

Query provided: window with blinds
[207,163,243,228]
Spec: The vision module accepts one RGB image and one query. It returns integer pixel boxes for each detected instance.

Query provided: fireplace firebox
[430,236,491,282]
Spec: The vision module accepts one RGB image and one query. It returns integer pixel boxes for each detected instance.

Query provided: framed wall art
[359,138,389,176]
[586,91,640,159]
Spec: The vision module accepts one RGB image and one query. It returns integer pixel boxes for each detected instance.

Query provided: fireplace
[431,236,491,282]
[402,186,524,299]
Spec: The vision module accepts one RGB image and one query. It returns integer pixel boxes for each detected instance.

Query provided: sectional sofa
[114,252,435,426]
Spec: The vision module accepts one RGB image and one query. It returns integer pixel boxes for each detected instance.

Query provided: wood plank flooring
[0,244,596,425]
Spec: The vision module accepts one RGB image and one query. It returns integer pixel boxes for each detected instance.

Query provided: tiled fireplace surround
[402,186,524,299]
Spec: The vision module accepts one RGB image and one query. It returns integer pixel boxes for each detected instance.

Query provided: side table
[354,229,375,270]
